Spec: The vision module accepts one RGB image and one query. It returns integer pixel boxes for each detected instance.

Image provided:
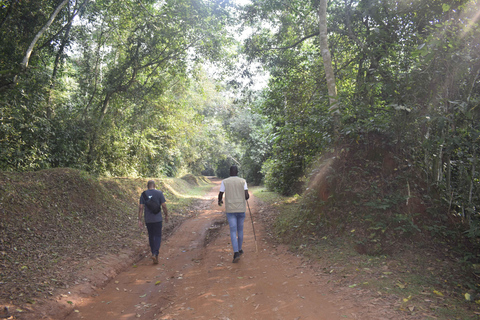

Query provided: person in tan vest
[218,165,250,263]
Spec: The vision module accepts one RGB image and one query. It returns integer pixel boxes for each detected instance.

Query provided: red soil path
[56,179,398,320]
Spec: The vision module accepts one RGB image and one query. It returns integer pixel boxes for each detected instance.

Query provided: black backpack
[141,191,161,214]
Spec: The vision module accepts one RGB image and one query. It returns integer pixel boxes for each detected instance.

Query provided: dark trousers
[146,221,163,256]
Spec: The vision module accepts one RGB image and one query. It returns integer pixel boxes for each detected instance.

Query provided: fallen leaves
[0,170,148,307]
[395,282,406,289]
[433,290,444,297]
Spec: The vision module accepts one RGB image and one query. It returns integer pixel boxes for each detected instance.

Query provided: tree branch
[345,0,364,49]
[21,0,69,70]
[267,32,319,51]
[38,0,89,52]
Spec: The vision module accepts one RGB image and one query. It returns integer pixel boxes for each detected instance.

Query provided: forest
[1,0,479,258]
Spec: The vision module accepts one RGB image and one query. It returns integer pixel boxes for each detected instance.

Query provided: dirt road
[62,179,395,320]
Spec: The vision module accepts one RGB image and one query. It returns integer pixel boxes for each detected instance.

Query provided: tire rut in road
[63,188,225,320]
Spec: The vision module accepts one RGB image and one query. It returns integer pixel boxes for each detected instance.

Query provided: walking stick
[247,200,258,253]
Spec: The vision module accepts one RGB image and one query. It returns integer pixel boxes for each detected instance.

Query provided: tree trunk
[468,147,476,222]
[318,0,338,133]
[47,20,73,117]
[82,27,106,120]
[87,92,112,164]
[50,21,72,88]
[21,0,69,70]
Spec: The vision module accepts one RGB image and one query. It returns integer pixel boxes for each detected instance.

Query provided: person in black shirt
[138,180,169,264]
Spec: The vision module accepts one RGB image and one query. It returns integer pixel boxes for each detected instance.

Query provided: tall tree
[0,0,237,175]
[317,0,338,119]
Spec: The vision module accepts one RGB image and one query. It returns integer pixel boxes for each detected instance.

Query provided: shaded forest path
[64,179,396,320]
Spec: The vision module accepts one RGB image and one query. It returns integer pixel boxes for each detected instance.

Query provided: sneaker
[152,255,159,265]
[239,250,244,256]
[232,252,240,263]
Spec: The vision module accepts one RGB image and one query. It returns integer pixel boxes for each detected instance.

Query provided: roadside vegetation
[1,0,480,319]
[252,139,480,319]
[0,169,211,312]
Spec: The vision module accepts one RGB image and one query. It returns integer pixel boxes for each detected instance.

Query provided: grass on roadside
[0,169,213,309]
[251,186,480,320]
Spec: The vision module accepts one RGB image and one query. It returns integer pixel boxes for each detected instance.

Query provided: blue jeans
[146,221,163,256]
[226,212,245,253]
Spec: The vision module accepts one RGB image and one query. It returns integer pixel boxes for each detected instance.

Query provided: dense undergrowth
[253,137,480,319]
[0,169,211,309]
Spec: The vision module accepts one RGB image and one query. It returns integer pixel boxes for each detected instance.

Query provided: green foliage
[215,158,233,179]
[401,2,480,240]
[0,72,54,171]
[239,0,480,258]
[0,0,236,177]
[1,0,480,266]
[262,134,434,255]
[222,102,272,185]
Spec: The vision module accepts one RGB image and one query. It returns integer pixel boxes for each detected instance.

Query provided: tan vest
[223,176,247,213]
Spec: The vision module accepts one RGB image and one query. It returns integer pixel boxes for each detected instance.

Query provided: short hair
[230,165,238,176]
[147,180,155,188]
